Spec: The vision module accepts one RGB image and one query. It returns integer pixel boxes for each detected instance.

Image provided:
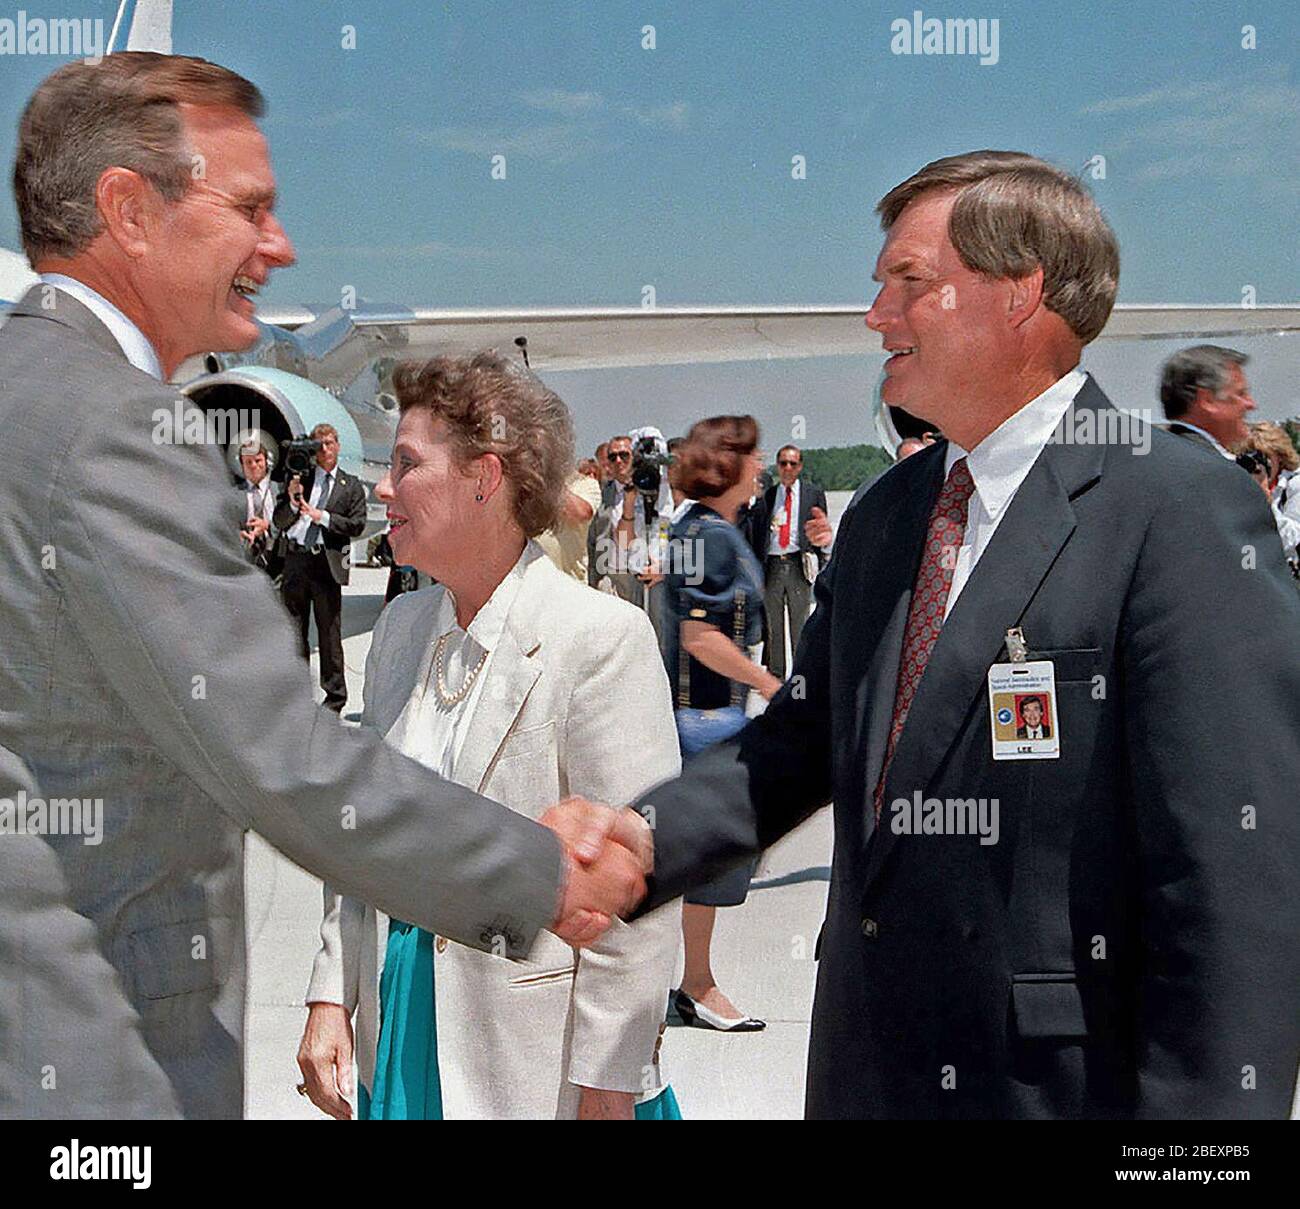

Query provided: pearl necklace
[432,631,489,707]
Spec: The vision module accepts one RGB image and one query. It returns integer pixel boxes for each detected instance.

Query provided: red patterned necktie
[873,456,976,820]
[779,487,793,548]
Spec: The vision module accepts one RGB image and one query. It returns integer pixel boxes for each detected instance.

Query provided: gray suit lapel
[10,284,130,365]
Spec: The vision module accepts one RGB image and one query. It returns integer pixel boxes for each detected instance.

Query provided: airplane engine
[180,366,383,535]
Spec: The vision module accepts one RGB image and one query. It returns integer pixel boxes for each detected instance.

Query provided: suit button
[435,936,448,954]
[860,917,879,939]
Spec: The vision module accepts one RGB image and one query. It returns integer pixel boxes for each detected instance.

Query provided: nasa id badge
[987,659,1060,760]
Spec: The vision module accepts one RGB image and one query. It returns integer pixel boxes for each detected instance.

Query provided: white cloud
[1079,80,1223,116]
[298,241,503,263]
[625,100,690,130]
[412,121,611,165]
[1080,69,1298,187]
[520,89,605,116]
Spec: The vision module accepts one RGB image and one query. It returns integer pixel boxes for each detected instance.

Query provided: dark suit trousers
[281,549,347,712]
[763,554,811,679]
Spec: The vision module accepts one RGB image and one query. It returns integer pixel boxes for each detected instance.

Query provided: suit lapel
[10,284,127,364]
[367,592,441,737]
[323,468,348,513]
[866,381,1110,883]
[847,450,945,845]
[452,560,546,793]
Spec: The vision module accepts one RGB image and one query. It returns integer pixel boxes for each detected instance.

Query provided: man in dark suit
[624,151,1300,1118]
[236,436,280,576]
[273,423,366,712]
[1160,345,1256,460]
[751,445,833,679]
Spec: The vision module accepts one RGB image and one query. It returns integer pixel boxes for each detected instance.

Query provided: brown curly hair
[674,415,760,499]
[392,351,575,537]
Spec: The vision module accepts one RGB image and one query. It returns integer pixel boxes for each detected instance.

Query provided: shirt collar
[438,541,542,653]
[1170,419,1235,459]
[39,273,164,381]
[944,368,1087,520]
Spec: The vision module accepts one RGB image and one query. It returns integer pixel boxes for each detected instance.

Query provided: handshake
[541,798,654,946]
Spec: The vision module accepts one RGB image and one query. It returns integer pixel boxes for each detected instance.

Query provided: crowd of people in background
[233,339,1300,736]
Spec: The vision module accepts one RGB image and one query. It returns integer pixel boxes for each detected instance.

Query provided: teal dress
[359,921,682,1121]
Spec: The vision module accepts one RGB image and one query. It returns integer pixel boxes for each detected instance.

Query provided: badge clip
[1004,626,1028,663]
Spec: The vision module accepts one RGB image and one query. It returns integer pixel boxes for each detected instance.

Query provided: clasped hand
[541,797,653,946]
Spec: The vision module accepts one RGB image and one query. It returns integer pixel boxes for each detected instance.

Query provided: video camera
[631,434,672,497]
[279,436,323,481]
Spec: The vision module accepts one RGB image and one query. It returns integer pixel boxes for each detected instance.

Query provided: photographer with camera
[236,434,281,578]
[273,423,367,713]
[592,429,675,642]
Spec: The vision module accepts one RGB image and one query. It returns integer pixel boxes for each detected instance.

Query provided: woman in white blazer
[296,351,682,1120]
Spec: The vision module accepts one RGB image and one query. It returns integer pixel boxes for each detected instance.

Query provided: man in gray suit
[1159,344,1256,459]
[0,52,646,1118]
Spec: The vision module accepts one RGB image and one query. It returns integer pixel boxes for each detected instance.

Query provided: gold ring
[295,1082,309,1097]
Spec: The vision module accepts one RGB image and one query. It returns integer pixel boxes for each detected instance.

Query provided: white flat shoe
[673,988,766,1032]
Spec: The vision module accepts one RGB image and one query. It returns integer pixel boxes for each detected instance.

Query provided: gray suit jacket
[0,286,564,1119]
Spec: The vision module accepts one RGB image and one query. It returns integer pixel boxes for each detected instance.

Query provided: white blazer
[306,547,683,1118]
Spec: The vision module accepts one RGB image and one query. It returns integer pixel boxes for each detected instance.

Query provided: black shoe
[673,988,766,1032]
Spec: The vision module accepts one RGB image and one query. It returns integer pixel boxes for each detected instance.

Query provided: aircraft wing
[254,302,1300,373]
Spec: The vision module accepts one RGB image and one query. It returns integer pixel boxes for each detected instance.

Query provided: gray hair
[876,150,1120,344]
[1159,345,1249,420]
[392,350,575,538]
[14,52,263,263]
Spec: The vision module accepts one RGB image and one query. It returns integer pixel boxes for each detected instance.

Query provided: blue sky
[2,0,1296,451]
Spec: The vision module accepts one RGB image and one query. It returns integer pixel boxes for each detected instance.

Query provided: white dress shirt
[39,273,164,381]
[767,480,801,555]
[245,476,274,524]
[943,368,1087,618]
[387,544,537,777]
[1170,419,1235,459]
[285,467,335,546]
[607,481,672,573]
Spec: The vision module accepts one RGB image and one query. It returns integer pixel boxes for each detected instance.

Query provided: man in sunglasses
[592,434,668,613]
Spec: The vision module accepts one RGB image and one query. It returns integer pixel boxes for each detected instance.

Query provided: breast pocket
[1010,972,1088,1039]
[484,721,559,810]
[1033,647,1102,684]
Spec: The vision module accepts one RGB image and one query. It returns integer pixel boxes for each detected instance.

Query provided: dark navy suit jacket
[637,376,1300,1119]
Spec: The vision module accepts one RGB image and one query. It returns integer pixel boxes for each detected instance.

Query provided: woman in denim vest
[662,415,783,1031]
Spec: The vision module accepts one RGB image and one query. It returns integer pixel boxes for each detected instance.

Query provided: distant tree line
[778,443,894,491]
